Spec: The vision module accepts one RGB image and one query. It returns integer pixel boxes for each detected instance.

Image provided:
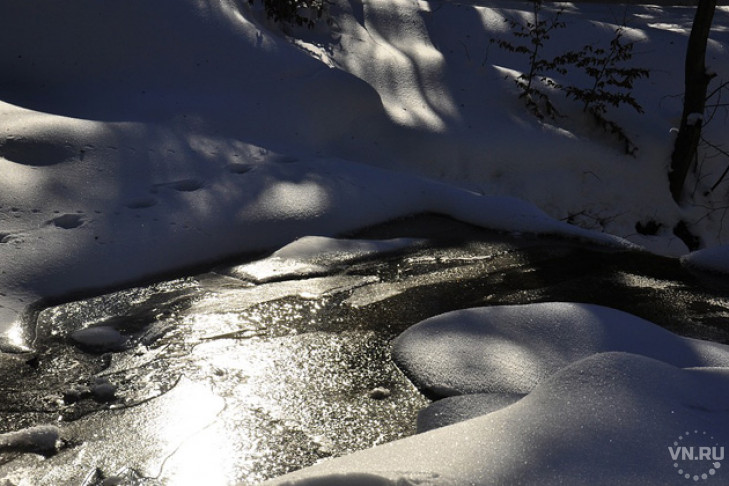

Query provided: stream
[0,214,728,485]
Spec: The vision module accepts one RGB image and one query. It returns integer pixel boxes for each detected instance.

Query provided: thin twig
[703,136,729,192]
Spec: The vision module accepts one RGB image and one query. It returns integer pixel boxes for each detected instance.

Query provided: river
[0,214,727,485]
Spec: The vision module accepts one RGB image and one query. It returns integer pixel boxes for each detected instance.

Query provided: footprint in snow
[0,138,76,167]
[227,163,254,175]
[0,232,19,243]
[47,214,85,229]
[151,179,203,193]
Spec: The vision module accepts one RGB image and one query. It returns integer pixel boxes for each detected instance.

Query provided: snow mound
[70,326,127,353]
[270,236,420,261]
[392,303,729,397]
[682,245,729,275]
[266,352,729,485]
[223,236,423,282]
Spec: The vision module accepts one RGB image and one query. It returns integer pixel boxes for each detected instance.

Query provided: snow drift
[268,304,729,485]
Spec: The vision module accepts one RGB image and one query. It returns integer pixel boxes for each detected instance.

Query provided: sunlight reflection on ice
[151,379,229,485]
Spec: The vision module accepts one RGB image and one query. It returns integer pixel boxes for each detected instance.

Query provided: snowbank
[2,0,728,341]
[392,302,729,397]
[682,245,729,275]
[0,145,634,344]
[267,304,729,485]
[266,352,729,486]
[416,392,524,433]
[223,236,424,282]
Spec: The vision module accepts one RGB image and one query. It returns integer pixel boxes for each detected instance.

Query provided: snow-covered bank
[268,354,729,486]
[267,304,729,485]
[1,0,728,339]
[682,245,729,275]
[0,146,634,346]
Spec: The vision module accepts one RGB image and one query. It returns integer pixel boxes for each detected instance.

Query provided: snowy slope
[0,0,670,344]
[299,1,729,251]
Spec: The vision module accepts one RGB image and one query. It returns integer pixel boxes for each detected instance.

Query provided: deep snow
[1,0,729,484]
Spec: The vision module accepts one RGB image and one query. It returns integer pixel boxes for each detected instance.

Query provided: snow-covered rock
[392,302,729,397]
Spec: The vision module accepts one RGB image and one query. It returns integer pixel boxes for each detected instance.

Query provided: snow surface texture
[223,236,424,282]
[267,304,729,485]
[682,245,729,275]
[1,0,728,341]
[416,392,524,433]
[0,425,62,456]
[392,302,729,397]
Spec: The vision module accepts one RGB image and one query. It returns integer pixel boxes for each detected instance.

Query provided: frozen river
[1,214,728,485]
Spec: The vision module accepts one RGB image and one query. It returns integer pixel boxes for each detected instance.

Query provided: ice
[0,0,728,483]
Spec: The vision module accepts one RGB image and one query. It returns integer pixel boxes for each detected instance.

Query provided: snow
[0,425,62,456]
[267,304,729,485]
[0,0,728,483]
[224,236,424,282]
[1,0,727,339]
[267,352,729,486]
[416,392,524,433]
[391,303,729,397]
[682,245,729,275]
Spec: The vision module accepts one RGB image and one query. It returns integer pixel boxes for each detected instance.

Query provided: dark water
[0,214,727,485]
